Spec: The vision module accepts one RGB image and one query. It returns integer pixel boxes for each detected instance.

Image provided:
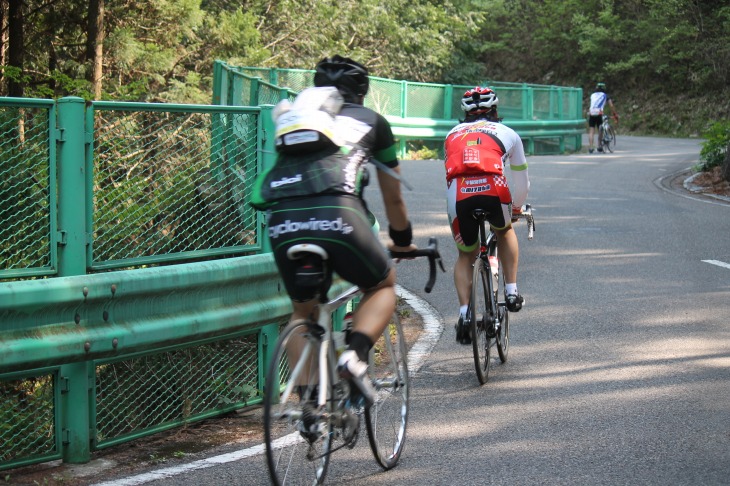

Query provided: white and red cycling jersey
[444,119,529,208]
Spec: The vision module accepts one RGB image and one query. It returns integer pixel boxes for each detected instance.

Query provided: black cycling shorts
[267,194,392,302]
[588,115,603,128]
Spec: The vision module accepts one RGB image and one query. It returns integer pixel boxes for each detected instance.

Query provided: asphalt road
[93,135,730,485]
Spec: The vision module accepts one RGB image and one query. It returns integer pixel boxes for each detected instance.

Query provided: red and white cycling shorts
[446,174,513,252]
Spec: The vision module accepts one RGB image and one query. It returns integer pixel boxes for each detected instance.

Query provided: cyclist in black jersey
[251,55,416,402]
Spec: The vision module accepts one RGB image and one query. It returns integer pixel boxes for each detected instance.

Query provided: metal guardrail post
[56,96,92,463]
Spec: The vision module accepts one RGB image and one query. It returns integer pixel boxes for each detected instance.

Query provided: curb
[683,171,730,203]
[396,284,445,376]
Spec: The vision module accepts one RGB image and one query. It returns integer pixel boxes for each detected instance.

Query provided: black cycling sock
[347,332,373,362]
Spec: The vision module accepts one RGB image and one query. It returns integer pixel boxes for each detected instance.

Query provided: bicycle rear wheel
[470,258,493,385]
[365,312,409,470]
[264,320,332,486]
[495,257,510,363]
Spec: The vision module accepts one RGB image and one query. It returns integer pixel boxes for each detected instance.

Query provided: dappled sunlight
[569,196,629,202]
[591,252,663,259]
[532,247,652,257]
[550,161,602,166]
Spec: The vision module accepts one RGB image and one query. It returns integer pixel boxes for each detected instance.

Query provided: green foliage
[405,140,442,160]
[699,120,730,171]
[1,0,728,128]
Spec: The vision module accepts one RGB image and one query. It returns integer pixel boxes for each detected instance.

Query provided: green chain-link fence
[213,60,585,157]
[89,103,261,270]
[94,333,260,449]
[0,97,280,471]
[0,100,56,279]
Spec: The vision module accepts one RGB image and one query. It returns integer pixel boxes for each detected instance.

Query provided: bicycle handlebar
[389,236,446,293]
[516,204,536,240]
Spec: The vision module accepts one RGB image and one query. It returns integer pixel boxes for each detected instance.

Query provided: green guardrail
[213,60,585,157]
[0,252,350,469]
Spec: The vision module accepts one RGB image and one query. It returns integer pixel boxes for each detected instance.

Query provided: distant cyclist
[587,82,619,153]
[443,86,530,344]
[250,55,416,402]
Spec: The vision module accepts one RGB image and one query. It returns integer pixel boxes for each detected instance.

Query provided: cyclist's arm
[506,132,530,209]
[377,166,415,250]
[369,113,417,250]
[608,99,619,119]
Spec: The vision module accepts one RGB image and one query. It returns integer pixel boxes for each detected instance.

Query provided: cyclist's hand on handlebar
[511,206,523,223]
[388,243,418,260]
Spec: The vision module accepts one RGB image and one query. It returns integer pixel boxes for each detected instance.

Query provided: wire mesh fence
[95,333,260,448]
[91,105,261,270]
[0,104,55,278]
[0,372,59,468]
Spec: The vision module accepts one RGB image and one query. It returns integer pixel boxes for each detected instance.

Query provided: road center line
[702,259,730,270]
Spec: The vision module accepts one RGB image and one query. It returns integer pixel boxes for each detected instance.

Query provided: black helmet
[314,55,369,102]
[596,82,607,91]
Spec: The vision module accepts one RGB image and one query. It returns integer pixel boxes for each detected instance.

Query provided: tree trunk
[722,142,730,183]
[1,1,6,88]
[7,0,23,97]
[86,0,104,99]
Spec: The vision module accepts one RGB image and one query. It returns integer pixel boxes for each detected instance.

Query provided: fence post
[56,96,93,463]
[400,80,407,118]
[259,323,279,398]
[259,105,276,254]
[443,84,453,120]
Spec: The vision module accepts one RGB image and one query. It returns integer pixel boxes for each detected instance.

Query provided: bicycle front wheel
[495,258,510,363]
[604,126,616,153]
[365,312,409,470]
[264,320,332,486]
[470,258,493,385]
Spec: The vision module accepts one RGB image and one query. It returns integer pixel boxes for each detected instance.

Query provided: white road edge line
[91,285,444,486]
[702,259,730,270]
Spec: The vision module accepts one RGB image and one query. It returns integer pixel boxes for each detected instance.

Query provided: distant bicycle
[467,205,535,385]
[263,238,444,485]
[598,114,617,153]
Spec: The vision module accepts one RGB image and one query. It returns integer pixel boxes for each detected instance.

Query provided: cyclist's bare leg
[494,225,519,287]
[588,126,596,151]
[351,267,398,344]
[287,300,321,390]
[455,247,480,306]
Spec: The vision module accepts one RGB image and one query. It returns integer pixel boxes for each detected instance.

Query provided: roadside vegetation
[0,0,727,168]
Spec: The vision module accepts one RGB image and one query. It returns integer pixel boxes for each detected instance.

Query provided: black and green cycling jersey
[250,102,399,210]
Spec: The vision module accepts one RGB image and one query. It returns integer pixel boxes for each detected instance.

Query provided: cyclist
[251,55,416,402]
[443,86,530,344]
[587,82,619,153]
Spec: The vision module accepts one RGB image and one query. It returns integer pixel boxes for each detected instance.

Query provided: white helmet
[461,86,498,113]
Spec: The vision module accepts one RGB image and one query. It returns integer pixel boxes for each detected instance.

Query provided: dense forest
[1,0,728,136]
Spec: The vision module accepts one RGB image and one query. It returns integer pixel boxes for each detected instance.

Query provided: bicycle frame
[476,218,501,323]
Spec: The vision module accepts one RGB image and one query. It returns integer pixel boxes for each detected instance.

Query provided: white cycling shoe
[337,350,375,407]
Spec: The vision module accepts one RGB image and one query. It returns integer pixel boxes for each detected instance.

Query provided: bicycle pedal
[342,410,360,448]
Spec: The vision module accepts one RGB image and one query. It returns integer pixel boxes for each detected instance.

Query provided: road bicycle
[263,238,444,485]
[467,205,535,385]
[598,114,617,153]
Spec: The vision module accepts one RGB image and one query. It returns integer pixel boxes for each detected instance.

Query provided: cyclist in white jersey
[587,82,619,153]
